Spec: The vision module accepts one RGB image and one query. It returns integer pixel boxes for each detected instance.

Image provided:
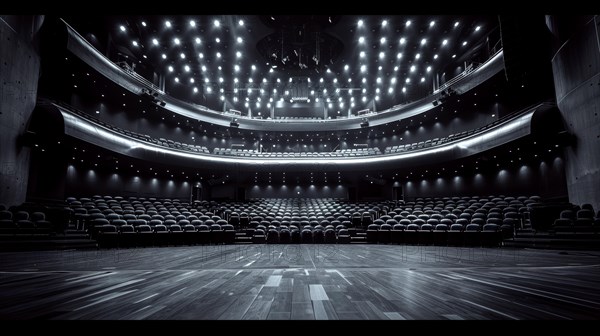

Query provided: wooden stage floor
[0,245,598,319]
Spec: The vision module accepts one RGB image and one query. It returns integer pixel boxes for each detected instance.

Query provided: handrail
[115,61,163,94]
[45,97,542,160]
[434,48,503,94]
[62,18,164,95]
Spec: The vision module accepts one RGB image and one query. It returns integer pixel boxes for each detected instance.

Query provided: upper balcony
[33,98,560,173]
[61,17,505,132]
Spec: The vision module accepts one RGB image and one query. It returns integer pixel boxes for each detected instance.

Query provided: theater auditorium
[0,15,599,320]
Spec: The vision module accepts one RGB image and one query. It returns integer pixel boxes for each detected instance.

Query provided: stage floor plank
[0,245,599,319]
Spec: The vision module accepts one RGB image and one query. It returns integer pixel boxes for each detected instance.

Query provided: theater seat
[378,224,392,244]
[464,224,481,247]
[266,228,279,244]
[301,229,313,244]
[313,229,325,244]
[366,224,379,243]
[481,224,501,247]
[433,224,448,246]
[337,229,351,244]
[279,228,291,243]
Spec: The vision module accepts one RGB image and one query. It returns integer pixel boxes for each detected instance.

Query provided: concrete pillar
[0,15,42,207]
[548,15,600,211]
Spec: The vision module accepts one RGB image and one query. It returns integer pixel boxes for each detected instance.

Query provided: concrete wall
[0,16,42,207]
[550,16,600,211]
[403,157,567,201]
[64,165,193,200]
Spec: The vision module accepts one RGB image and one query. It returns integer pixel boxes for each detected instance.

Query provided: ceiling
[60,15,499,117]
